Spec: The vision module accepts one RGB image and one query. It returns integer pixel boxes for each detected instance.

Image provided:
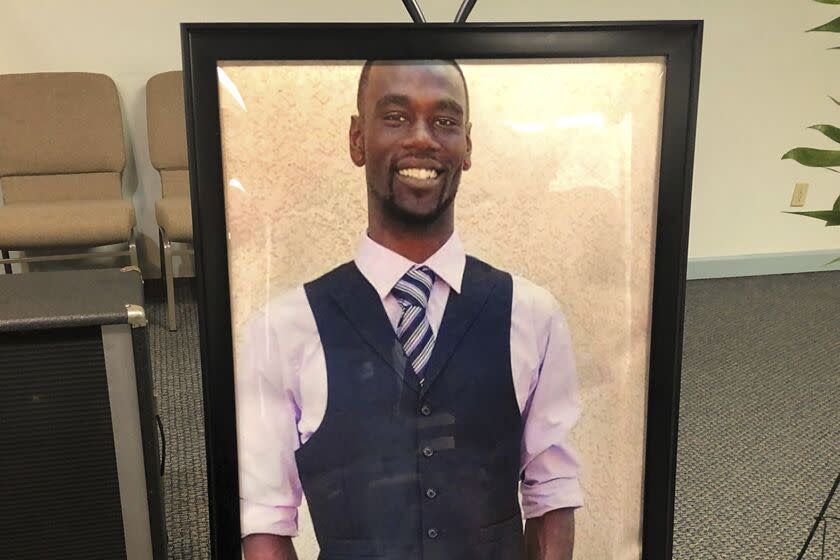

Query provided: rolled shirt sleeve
[513,277,584,518]
[237,287,320,537]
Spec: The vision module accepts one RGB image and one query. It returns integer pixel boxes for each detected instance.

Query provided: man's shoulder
[508,271,565,323]
[237,284,318,364]
[261,259,355,318]
[510,274,556,305]
[303,260,358,292]
[248,284,313,330]
[465,256,553,301]
[508,273,571,343]
[464,256,563,318]
[464,254,512,282]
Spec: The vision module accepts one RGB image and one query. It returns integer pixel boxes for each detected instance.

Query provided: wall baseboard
[687,249,840,280]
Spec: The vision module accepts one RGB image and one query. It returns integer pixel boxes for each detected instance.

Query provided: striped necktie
[392,266,436,376]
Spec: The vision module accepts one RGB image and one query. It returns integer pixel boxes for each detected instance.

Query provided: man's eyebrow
[375,94,411,111]
[374,94,465,117]
[435,98,464,117]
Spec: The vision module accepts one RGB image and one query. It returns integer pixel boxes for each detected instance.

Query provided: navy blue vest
[297,256,524,560]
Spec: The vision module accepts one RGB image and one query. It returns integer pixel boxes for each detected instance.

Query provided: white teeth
[398,168,439,180]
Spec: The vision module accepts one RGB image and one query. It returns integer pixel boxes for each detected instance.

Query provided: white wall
[2,0,839,271]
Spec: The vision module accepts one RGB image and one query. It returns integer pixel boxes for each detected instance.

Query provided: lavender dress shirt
[237,233,583,538]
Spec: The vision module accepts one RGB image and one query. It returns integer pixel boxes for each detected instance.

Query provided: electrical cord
[155,414,166,476]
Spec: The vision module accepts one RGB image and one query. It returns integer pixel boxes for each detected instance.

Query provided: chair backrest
[146,71,189,198]
[0,72,125,203]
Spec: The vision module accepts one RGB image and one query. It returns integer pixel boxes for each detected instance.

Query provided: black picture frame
[181,21,703,560]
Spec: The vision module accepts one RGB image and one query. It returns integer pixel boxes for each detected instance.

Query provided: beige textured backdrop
[220,59,665,559]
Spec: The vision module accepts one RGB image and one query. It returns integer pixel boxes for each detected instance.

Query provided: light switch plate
[791,182,808,207]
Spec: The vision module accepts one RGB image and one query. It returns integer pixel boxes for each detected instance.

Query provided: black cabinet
[0,269,167,559]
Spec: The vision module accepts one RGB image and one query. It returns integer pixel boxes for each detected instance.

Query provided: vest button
[427,528,439,539]
[422,446,434,457]
[425,488,437,499]
[420,404,432,416]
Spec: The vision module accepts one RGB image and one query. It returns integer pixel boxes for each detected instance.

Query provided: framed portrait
[181,22,702,560]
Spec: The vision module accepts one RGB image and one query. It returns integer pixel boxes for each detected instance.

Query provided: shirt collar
[354,231,466,300]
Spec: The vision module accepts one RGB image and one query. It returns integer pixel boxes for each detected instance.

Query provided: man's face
[350,62,472,226]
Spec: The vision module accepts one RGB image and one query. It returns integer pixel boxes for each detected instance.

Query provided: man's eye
[383,114,407,123]
[436,118,458,127]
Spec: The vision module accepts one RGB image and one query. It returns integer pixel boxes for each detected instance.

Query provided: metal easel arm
[796,471,840,560]
[400,0,478,24]
[454,0,478,23]
[401,0,426,23]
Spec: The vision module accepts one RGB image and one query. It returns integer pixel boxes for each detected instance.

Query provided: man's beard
[381,188,456,227]
[372,173,459,228]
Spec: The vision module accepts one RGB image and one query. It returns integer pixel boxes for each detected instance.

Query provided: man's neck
[367,221,453,264]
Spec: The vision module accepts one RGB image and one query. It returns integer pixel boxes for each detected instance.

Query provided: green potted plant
[782,2,840,265]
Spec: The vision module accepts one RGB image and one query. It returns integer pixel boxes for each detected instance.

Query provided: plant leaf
[813,0,840,4]
[832,96,840,105]
[809,124,840,144]
[808,16,840,32]
[826,256,840,266]
[834,193,840,213]
[784,210,840,226]
[781,147,840,167]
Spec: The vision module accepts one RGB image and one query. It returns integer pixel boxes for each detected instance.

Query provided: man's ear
[462,121,472,171]
[349,115,365,167]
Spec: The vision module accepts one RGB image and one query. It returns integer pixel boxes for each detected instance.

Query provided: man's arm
[238,291,316,557]
[524,507,575,560]
[242,534,298,560]
[512,278,582,559]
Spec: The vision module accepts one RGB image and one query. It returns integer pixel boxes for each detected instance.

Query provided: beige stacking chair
[0,72,137,275]
[146,70,194,331]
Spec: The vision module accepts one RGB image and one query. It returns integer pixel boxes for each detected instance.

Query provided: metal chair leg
[129,229,139,269]
[1,250,12,274]
[18,251,29,273]
[159,228,177,331]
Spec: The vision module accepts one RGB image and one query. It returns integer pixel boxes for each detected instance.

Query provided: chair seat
[0,199,135,249]
[155,196,193,243]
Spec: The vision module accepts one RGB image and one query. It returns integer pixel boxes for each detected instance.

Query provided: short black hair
[356,59,469,118]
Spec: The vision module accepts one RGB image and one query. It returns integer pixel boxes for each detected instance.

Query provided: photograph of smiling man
[236,60,582,560]
[219,50,668,559]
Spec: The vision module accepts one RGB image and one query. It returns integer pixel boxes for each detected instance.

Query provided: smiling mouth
[397,167,440,181]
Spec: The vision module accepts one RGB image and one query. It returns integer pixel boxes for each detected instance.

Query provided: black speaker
[0,268,167,559]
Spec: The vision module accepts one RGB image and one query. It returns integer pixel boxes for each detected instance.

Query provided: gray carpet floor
[145,272,840,559]
[146,280,210,560]
[673,271,839,559]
